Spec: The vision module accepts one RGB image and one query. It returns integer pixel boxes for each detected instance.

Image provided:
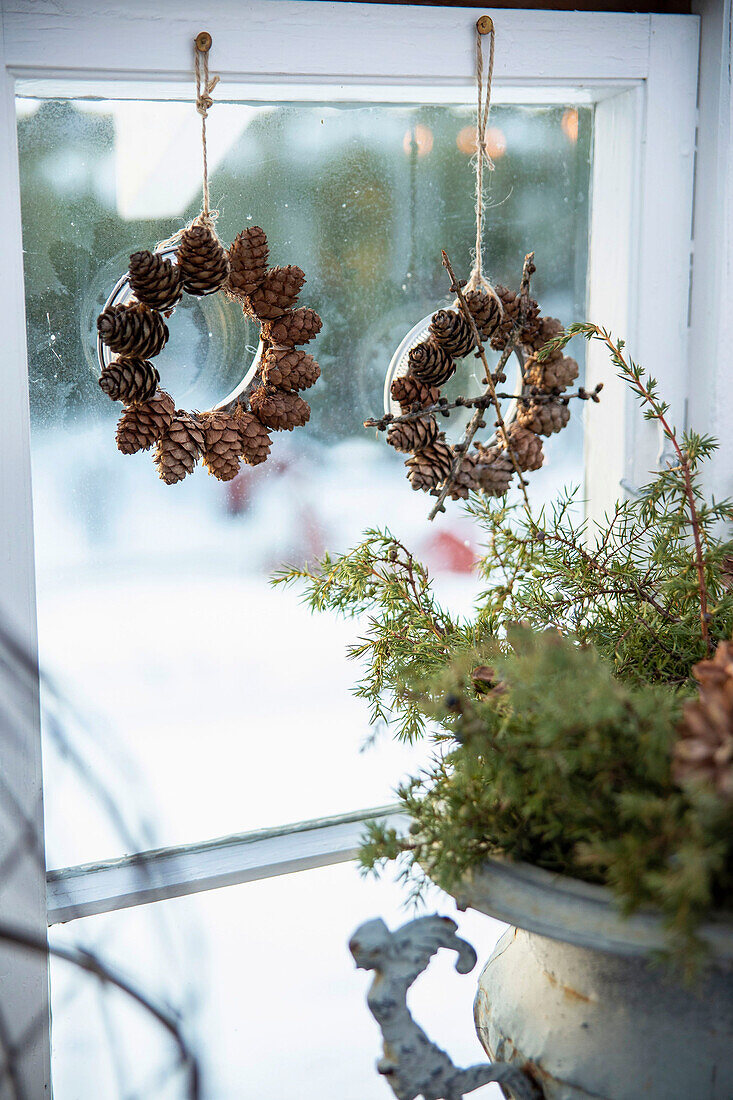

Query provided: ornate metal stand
[349,914,540,1100]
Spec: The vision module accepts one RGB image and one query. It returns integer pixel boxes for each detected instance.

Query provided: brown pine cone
[516,398,570,436]
[386,415,438,453]
[97,303,168,359]
[99,357,160,404]
[672,641,733,801]
[505,422,544,471]
[199,410,242,482]
[525,352,579,393]
[248,266,305,320]
[234,406,272,466]
[176,225,229,297]
[227,226,269,297]
[154,410,205,484]
[116,391,175,454]
[448,451,481,500]
[263,308,322,348]
[261,347,320,392]
[408,338,454,387]
[405,439,453,491]
[528,316,564,354]
[474,443,514,497]
[390,376,440,413]
[429,309,475,358]
[250,386,311,431]
[128,251,183,312]
[489,285,541,351]
[461,289,502,340]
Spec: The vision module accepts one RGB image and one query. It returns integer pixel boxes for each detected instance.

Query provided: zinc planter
[454,857,733,1100]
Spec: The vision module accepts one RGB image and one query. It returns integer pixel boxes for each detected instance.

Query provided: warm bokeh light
[456,124,507,160]
[402,124,434,158]
[562,108,579,144]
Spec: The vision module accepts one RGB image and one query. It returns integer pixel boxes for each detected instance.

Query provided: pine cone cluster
[199,410,243,482]
[177,225,229,297]
[262,348,320,392]
[489,284,541,351]
[250,386,311,432]
[516,398,570,436]
[387,416,438,454]
[474,444,514,497]
[98,303,169,359]
[99,358,159,404]
[462,289,502,340]
[406,439,453,491]
[408,337,455,387]
[673,641,733,801]
[155,411,206,485]
[525,351,579,393]
[98,221,321,485]
[505,423,544,472]
[430,309,475,358]
[390,376,440,413]
[128,251,183,312]
[448,450,480,500]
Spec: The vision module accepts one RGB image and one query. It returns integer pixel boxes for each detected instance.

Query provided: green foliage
[276,327,733,964]
[361,630,733,967]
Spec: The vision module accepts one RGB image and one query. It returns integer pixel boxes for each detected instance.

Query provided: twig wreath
[366,18,600,517]
[96,32,322,485]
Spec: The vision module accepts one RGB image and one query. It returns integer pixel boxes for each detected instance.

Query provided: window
[0,4,700,1095]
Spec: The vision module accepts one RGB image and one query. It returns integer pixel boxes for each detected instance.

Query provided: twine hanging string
[156,32,220,252]
[467,16,496,294]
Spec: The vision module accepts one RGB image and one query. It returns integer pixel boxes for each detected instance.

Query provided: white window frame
[0,1,704,1091]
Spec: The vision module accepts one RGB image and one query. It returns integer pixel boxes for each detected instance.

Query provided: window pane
[49,861,509,1098]
[18,94,591,863]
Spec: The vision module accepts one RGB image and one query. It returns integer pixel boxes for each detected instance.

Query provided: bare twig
[427,251,536,521]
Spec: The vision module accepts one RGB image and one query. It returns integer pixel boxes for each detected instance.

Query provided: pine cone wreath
[405,439,453,491]
[516,398,570,437]
[261,348,320,392]
[474,443,514,497]
[199,410,242,482]
[176,225,229,297]
[430,309,475,358]
[248,265,305,320]
[128,251,183,312]
[462,289,502,340]
[227,226,269,298]
[489,285,541,351]
[525,352,579,393]
[672,641,733,801]
[99,357,160,404]
[154,410,205,484]
[505,422,544,471]
[263,308,322,348]
[98,302,169,359]
[390,376,440,413]
[116,391,175,454]
[448,450,480,500]
[408,337,455,387]
[386,415,438,454]
[250,386,311,431]
[234,406,272,466]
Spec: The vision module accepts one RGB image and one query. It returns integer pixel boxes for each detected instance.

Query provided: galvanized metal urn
[457,857,733,1100]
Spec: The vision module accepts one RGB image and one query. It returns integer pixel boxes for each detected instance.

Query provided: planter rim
[453,855,733,960]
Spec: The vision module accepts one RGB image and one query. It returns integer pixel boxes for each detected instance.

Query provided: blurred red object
[423,529,476,573]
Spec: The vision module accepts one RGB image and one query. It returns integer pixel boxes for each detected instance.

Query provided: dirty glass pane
[18,94,592,865]
[50,860,508,1099]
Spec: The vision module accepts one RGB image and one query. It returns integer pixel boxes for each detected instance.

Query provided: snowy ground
[32,422,583,1098]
